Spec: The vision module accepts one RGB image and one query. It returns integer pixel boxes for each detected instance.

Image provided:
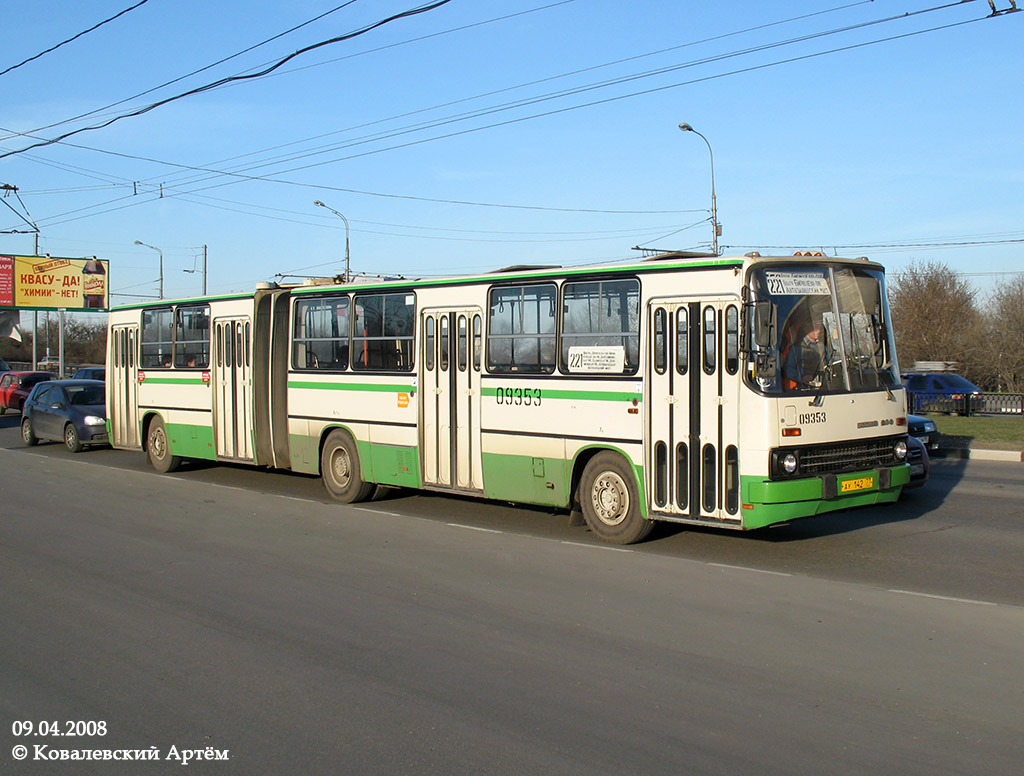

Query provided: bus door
[420,308,483,492]
[109,324,140,448]
[213,317,253,461]
[646,298,742,522]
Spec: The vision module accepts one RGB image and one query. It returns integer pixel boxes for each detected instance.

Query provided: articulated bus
[106,252,910,544]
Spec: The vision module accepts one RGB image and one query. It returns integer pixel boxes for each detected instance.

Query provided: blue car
[902,372,983,414]
[20,379,108,452]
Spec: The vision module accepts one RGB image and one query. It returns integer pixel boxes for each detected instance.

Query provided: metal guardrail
[907,392,1024,416]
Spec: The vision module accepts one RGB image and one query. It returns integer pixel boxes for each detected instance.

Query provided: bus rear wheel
[321,429,375,503]
[147,417,181,473]
[579,451,653,545]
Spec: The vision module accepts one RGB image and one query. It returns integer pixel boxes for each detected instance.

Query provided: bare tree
[984,275,1024,393]
[888,261,989,383]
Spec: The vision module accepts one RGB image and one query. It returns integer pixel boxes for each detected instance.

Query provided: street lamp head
[313,200,324,208]
[678,122,694,132]
[134,240,144,245]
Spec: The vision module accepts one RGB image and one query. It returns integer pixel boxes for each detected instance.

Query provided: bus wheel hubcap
[592,472,628,525]
[331,449,351,486]
[151,430,165,458]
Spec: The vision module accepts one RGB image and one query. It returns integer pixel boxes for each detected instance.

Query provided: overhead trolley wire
[0,0,151,79]
[120,0,997,197]
[0,1,362,142]
[13,9,1001,233]
[128,0,881,191]
[0,0,454,161]
[7,2,1013,234]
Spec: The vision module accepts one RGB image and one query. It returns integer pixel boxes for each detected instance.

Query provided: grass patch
[926,414,1024,450]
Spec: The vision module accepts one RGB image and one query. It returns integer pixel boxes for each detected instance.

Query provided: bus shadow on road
[644,459,969,544]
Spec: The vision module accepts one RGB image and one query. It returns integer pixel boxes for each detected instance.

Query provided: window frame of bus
[351,291,416,373]
[141,307,174,368]
[292,294,350,371]
[559,277,640,376]
[173,304,211,368]
[486,282,558,375]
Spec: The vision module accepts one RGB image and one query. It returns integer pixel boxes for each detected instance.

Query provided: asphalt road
[2,416,1022,775]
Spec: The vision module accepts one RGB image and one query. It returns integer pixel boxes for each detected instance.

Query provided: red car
[0,371,53,414]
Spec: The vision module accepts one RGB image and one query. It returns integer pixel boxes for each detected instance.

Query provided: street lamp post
[313,200,351,282]
[134,240,164,299]
[184,244,208,295]
[678,122,720,255]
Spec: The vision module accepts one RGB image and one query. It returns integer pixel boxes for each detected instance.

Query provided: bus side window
[458,315,468,372]
[472,315,482,372]
[425,316,435,371]
[676,308,688,375]
[703,306,717,374]
[141,307,173,368]
[725,305,739,375]
[487,284,557,374]
[654,308,666,375]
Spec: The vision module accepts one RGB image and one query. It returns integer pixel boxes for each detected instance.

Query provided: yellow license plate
[840,476,875,493]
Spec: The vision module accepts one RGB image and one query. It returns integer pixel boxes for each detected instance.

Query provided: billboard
[0,255,109,311]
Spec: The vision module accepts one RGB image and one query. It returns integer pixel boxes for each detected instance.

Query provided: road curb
[940,448,1024,463]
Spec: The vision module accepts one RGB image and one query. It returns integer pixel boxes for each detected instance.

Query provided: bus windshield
[748,264,900,396]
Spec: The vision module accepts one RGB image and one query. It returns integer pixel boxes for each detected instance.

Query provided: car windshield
[747,264,901,396]
[67,385,105,406]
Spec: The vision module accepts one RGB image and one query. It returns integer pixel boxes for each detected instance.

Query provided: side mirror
[753,302,777,348]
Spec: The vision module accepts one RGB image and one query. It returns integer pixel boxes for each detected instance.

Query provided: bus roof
[110,251,884,309]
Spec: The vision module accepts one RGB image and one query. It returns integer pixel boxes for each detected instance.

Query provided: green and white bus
[106,251,910,544]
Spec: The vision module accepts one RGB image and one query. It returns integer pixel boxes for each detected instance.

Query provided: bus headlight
[894,439,908,461]
[782,452,798,474]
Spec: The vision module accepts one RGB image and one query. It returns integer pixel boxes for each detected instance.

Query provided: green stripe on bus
[480,386,641,402]
[288,381,413,393]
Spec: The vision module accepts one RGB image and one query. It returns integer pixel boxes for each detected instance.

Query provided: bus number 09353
[495,387,542,407]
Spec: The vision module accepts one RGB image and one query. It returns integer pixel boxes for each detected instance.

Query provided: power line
[0,0,151,79]
[3,1,964,220]
[127,0,869,185]
[0,0,454,161]
[2,1,362,142]
[137,1,890,191]
[6,2,1012,232]
[125,1,996,197]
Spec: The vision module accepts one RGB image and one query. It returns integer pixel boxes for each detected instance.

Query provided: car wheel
[21,416,38,446]
[65,424,84,453]
[578,451,653,545]
[320,429,375,503]
[147,417,181,473]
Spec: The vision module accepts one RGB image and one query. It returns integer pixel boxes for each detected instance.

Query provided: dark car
[0,371,53,414]
[72,366,106,381]
[906,413,939,452]
[0,356,11,373]
[20,379,108,452]
[903,372,983,414]
[904,434,930,489]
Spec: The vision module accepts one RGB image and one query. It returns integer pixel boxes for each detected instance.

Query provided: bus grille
[799,437,898,475]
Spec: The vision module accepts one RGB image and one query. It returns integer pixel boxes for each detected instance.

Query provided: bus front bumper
[740,464,911,529]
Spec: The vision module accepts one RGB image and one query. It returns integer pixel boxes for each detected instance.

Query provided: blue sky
[1,0,1021,309]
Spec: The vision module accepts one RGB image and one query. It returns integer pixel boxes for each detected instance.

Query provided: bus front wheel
[579,452,653,545]
[147,417,181,473]
[321,429,375,503]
